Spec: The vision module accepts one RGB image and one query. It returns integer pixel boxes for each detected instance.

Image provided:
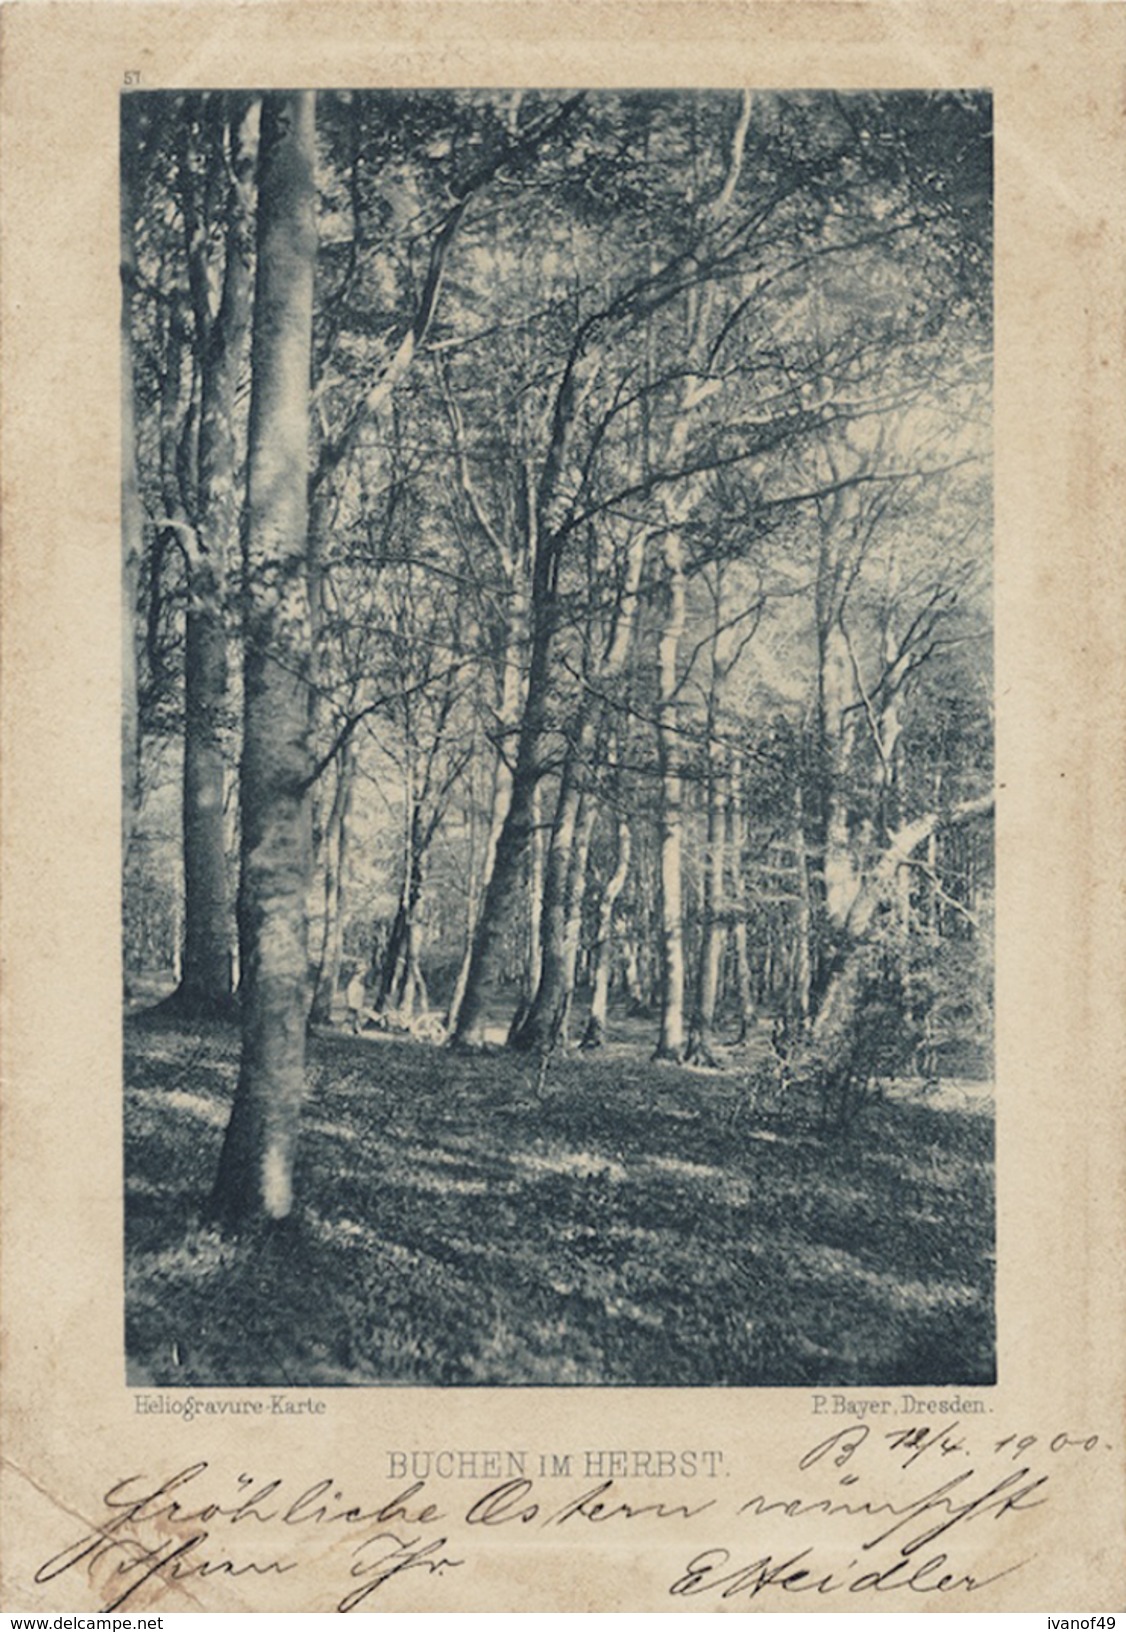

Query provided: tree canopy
[122,88,993,1221]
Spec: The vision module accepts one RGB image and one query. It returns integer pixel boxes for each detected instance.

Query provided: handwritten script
[31,1421,1110,1611]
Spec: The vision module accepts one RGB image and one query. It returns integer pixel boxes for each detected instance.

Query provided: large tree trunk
[511,758,600,1052]
[510,747,580,1050]
[211,91,317,1228]
[451,621,551,1045]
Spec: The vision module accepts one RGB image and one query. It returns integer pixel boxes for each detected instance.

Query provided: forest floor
[124,1009,995,1389]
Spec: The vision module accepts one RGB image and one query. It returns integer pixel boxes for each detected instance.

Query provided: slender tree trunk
[687,622,729,1069]
[582,813,631,1049]
[179,572,233,1011]
[446,751,498,1031]
[621,929,646,1014]
[654,532,687,1060]
[309,745,354,1025]
[211,91,317,1228]
[447,747,481,1030]
[451,702,545,1044]
[381,816,428,1017]
[687,762,726,1064]
[399,920,429,1019]
[925,767,944,937]
[157,303,192,525]
[727,751,755,1042]
[447,589,528,1031]
[817,616,861,933]
[380,774,417,1007]
[791,785,814,1032]
[558,792,597,1043]
[876,615,910,934]
[526,777,546,1006]
[760,931,774,1006]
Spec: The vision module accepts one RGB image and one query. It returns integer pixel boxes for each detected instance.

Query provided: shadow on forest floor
[124,1011,995,1388]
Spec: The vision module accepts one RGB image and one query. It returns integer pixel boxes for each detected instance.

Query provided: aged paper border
[2,0,1124,1612]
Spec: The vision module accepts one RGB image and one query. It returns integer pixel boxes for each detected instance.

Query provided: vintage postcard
[1,0,1123,1613]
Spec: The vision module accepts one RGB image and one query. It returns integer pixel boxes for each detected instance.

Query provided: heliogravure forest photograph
[122,87,995,1388]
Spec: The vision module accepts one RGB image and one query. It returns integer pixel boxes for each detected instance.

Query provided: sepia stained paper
[1,0,1124,1613]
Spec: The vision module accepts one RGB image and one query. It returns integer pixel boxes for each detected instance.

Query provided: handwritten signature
[666,1420,1100,1603]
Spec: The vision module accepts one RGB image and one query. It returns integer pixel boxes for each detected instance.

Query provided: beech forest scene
[122,88,995,1387]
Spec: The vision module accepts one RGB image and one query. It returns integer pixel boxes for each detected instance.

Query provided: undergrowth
[124,1012,995,1388]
